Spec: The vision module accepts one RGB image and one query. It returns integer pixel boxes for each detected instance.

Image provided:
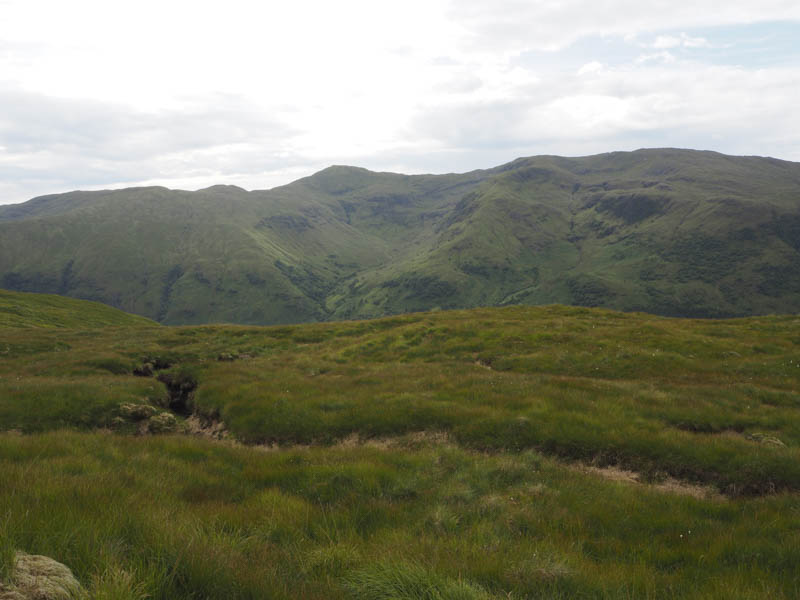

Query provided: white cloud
[681,35,712,48]
[652,33,711,49]
[450,0,800,52]
[636,51,677,64]
[577,61,605,76]
[406,60,800,165]
[652,35,682,49]
[0,0,799,204]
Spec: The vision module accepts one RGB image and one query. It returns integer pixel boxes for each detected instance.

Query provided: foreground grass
[2,302,800,597]
[6,304,799,493]
[1,431,799,599]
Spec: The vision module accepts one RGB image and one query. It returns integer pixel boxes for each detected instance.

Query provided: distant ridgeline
[1,148,799,324]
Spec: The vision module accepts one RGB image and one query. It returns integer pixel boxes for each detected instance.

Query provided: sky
[1,1,799,205]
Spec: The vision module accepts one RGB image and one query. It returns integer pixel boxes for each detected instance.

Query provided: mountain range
[1,148,799,324]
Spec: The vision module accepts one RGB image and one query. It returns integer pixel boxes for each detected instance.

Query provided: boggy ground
[1,303,800,598]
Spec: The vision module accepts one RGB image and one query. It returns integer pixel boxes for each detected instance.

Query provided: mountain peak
[301,165,385,195]
[198,184,248,193]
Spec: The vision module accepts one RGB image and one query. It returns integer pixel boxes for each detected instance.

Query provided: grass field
[1,296,799,598]
[0,289,155,328]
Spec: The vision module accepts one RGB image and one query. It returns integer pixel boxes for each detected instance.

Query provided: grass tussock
[2,302,800,597]
[89,567,150,600]
[344,561,495,600]
[0,432,799,599]
[0,517,15,582]
[3,305,800,494]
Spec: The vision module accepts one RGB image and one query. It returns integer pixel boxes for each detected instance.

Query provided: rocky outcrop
[146,412,177,434]
[118,403,157,421]
[0,552,84,600]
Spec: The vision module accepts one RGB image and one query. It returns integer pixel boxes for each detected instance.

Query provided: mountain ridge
[1,148,799,324]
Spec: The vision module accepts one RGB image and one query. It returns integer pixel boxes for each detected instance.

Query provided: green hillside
[1,304,799,598]
[1,149,799,324]
[0,289,156,328]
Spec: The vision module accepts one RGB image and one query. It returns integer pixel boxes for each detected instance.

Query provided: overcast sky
[1,1,799,204]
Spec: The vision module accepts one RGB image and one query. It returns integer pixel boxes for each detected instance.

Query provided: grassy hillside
[1,303,799,598]
[0,289,156,328]
[0,168,489,325]
[336,150,800,320]
[1,149,799,324]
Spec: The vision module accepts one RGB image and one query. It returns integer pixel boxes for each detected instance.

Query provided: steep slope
[1,148,799,323]
[332,149,800,319]
[0,183,395,324]
[0,167,492,324]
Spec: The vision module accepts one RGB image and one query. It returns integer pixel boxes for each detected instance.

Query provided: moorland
[1,290,799,599]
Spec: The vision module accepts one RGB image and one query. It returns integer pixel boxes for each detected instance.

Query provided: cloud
[449,0,800,52]
[577,61,605,76]
[434,73,485,94]
[0,91,295,158]
[0,0,799,204]
[0,89,303,201]
[406,59,800,165]
[636,51,677,64]
[652,33,711,49]
[652,35,683,49]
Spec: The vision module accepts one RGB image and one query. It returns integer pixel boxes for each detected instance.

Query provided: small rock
[147,412,178,434]
[118,403,157,421]
[1,552,84,600]
[746,432,786,447]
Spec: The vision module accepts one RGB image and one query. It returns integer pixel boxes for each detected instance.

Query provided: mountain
[1,148,799,324]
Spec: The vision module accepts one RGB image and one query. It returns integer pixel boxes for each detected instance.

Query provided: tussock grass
[90,567,150,600]
[0,516,14,581]
[3,305,800,492]
[2,303,800,597]
[1,432,799,599]
[344,561,495,600]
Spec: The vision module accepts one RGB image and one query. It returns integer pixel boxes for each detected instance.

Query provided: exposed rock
[0,552,84,600]
[118,403,157,421]
[746,433,786,447]
[147,412,178,434]
[184,415,228,440]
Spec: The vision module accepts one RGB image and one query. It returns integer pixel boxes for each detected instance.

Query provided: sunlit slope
[2,149,799,323]
[0,289,155,328]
